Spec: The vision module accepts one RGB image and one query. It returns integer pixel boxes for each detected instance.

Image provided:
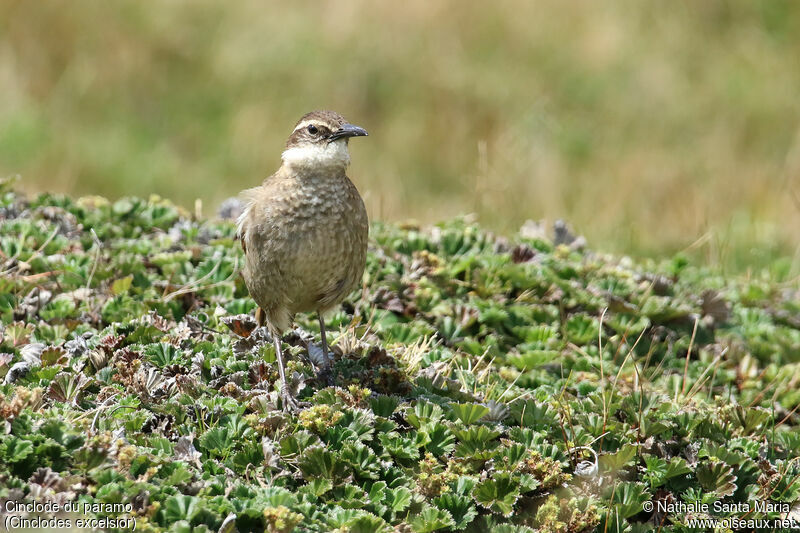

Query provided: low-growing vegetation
[1,181,799,532]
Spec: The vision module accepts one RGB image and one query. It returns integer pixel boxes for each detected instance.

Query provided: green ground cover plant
[1,181,799,532]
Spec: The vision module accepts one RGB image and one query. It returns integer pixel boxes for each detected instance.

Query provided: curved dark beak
[328,123,368,142]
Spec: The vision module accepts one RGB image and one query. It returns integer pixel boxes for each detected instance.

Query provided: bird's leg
[317,313,334,386]
[319,313,330,362]
[273,334,299,412]
[259,308,298,411]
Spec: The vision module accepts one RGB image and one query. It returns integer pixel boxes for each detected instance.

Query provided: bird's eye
[307,125,318,134]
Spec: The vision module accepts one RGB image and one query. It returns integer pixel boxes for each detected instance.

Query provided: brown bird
[237,110,369,411]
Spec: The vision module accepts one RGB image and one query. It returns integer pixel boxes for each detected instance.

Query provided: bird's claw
[280,389,300,413]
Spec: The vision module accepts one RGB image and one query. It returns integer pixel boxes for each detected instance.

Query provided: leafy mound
[1,184,799,532]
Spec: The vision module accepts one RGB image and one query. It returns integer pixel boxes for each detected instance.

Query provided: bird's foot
[280,388,301,413]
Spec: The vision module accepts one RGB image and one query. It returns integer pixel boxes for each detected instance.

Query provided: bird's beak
[328,123,368,142]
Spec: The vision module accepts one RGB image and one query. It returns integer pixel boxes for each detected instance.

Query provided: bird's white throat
[281,140,350,170]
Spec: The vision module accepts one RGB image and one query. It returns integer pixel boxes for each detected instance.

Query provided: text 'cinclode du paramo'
[5,500,133,515]
[3,500,136,530]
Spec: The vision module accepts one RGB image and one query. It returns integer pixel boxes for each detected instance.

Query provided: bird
[237,110,369,411]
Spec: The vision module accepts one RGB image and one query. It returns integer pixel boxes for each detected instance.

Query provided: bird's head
[281,110,368,170]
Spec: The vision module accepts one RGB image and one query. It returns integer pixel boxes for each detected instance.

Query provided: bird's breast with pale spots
[242,173,368,317]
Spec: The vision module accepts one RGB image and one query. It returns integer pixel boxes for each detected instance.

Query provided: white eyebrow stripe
[293,120,323,133]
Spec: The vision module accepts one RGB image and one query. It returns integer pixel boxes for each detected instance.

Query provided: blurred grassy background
[1,0,799,273]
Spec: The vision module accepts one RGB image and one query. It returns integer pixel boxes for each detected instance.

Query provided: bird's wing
[236,185,267,255]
